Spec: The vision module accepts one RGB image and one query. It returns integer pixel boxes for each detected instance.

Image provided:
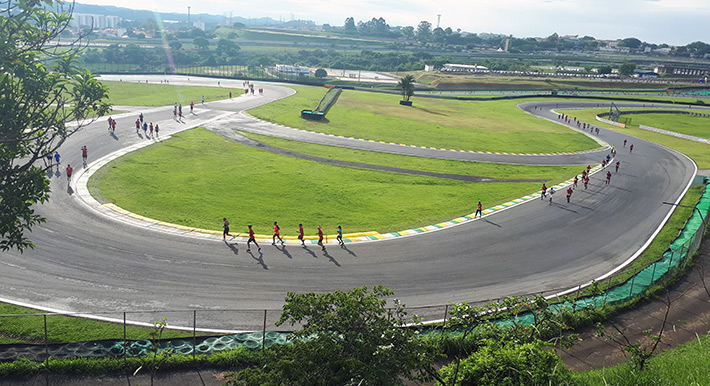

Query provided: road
[0,75,700,331]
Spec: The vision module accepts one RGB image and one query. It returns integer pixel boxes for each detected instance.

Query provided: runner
[586,165,591,174]
[337,225,344,246]
[201,96,205,104]
[298,223,305,246]
[54,152,61,167]
[573,176,578,188]
[81,145,88,167]
[135,119,140,133]
[229,91,232,99]
[222,218,233,241]
[139,113,144,124]
[615,161,620,172]
[548,187,555,204]
[272,221,284,245]
[475,201,483,218]
[65,164,73,186]
[630,144,634,153]
[606,171,612,185]
[623,139,627,147]
[247,225,261,252]
[540,183,547,200]
[566,187,573,203]
[317,225,325,250]
[107,117,113,130]
[584,176,589,189]
[149,123,154,138]
[45,152,53,167]
[173,107,177,120]
[601,159,606,169]
[154,124,159,138]
[142,122,148,136]
[111,119,116,133]
[190,101,194,114]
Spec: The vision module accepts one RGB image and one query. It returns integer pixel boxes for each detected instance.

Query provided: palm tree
[398,75,415,102]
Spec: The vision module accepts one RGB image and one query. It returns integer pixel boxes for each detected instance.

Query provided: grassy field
[618,111,710,140]
[560,107,710,168]
[88,128,575,235]
[0,303,202,344]
[240,131,582,180]
[101,81,242,106]
[572,331,710,385]
[248,86,601,153]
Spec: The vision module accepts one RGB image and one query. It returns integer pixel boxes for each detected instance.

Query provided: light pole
[187,6,191,27]
[662,201,705,223]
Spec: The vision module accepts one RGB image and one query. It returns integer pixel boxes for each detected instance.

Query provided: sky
[79,0,708,46]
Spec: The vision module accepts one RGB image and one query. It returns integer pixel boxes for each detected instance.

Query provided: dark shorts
[298,234,303,240]
[248,237,256,243]
[223,227,229,235]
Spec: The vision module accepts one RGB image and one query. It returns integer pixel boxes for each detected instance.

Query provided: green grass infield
[101,80,243,107]
[248,86,601,154]
[88,128,577,235]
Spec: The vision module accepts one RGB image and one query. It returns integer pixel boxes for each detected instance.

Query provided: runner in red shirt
[475,201,483,218]
[81,145,88,167]
[272,221,284,245]
[135,119,140,133]
[606,171,612,185]
[540,183,547,200]
[247,225,260,252]
[65,164,73,187]
[317,225,325,250]
[615,161,620,172]
[573,176,578,188]
[629,144,634,153]
[298,223,305,245]
[584,176,589,189]
[566,187,573,203]
[586,165,591,174]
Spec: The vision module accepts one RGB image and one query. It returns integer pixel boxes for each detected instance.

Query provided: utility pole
[187,6,191,27]
[436,14,441,29]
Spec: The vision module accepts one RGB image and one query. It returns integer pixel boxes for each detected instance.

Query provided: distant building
[71,13,121,29]
[655,64,710,76]
[632,71,659,79]
[440,63,489,73]
[276,64,311,75]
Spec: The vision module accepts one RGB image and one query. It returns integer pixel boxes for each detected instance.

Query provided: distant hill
[72,2,281,27]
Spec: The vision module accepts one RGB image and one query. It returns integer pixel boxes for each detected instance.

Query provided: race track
[0,75,700,331]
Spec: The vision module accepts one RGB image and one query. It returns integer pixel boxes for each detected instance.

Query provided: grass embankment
[572,331,710,385]
[240,131,581,180]
[414,74,683,91]
[618,111,710,140]
[248,86,601,154]
[0,304,206,345]
[88,128,577,235]
[561,107,710,168]
[101,81,242,107]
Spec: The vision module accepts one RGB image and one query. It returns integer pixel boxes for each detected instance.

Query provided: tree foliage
[619,62,637,77]
[0,0,110,251]
[398,74,415,101]
[228,286,442,386]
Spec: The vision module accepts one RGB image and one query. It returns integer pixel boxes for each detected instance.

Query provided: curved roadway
[0,75,700,331]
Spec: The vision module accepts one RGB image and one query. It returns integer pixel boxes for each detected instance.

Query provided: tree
[228,286,442,386]
[193,37,210,50]
[398,74,415,101]
[216,38,240,56]
[618,37,642,49]
[343,17,356,33]
[401,26,414,39]
[168,41,182,50]
[619,62,637,77]
[598,65,613,75]
[314,68,327,78]
[0,0,110,251]
[415,21,432,42]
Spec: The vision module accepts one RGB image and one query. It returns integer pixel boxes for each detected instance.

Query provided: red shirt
[81,147,87,157]
[248,228,254,238]
[66,166,73,177]
[477,203,482,210]
[318,228,323,237]
[273,224,280,234]
[299,226,304,237]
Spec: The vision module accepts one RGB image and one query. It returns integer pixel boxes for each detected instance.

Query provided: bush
[438,339,570,386]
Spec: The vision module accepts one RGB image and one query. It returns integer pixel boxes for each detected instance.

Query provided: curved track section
[0,75,700,330]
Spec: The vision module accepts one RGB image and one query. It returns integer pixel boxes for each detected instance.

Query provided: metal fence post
[603,276,612,304]
[262,310,267,350]
[193,310,197,358]
[44,315,49,365]
[650,262,658,284]
[628,275,636,298]
[442,304,449,326]
[123,312,126,341]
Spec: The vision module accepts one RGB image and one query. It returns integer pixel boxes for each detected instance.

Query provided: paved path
[0,75,702,331]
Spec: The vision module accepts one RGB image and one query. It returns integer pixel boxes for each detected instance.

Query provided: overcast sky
[80,0,707,46]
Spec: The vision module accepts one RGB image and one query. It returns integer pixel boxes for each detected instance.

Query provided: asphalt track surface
[0,75,702,331]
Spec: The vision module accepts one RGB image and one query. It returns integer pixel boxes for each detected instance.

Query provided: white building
[71,14,121,29]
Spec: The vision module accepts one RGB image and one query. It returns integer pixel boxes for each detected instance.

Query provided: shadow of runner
[322,249,340,267]
[225,240,239,255]
[481,218,502,228]
[248,250,268,270]
[302,244,318,259]
[275,245,292,259]
[341,245,357,257]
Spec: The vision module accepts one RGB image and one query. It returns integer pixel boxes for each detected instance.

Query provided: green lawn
[572,331,710,385]
[240,131,582,181]
[560,107,710,168]
[619,111,710,140]
[89,128,573,235]
[101,81,242,106]
[248,86,601,154]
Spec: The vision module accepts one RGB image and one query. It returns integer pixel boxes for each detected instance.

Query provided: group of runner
[134,113,159,139]
[222,218,344,251]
